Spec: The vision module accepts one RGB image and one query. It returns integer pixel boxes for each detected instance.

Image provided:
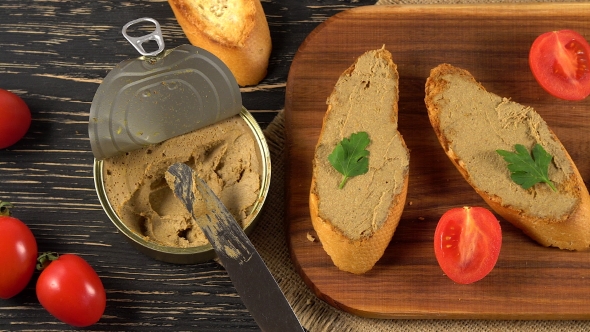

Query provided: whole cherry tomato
[529,29,590,100]
[434,206,502,284]
[0,89,31,149]
[0,201,38,299]
[36,254,106,327]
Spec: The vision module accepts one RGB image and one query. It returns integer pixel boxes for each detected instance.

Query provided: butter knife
[166,163,305,332]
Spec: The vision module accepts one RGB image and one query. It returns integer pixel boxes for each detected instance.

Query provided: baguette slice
[168,0,271,86]
[310,48,410,274]
[425,63,590,250]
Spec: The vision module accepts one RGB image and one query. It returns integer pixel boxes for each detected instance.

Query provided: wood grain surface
[0,0,375,331]
[285,3,590,319]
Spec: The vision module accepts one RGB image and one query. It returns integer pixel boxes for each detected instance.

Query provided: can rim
[93,107,271,260]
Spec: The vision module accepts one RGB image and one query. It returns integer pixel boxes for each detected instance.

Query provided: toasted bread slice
[168,0,271,86]
[425,63,590,250]
[310,48,410,274]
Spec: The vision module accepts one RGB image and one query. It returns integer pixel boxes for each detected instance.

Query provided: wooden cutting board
[285,3,590,319]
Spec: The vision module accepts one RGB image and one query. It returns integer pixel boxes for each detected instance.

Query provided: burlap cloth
[252,1,590,331]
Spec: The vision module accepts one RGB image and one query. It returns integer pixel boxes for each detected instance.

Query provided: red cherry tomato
[0,89,31,149]
[36,254,106,327]
[0,212,38,299]
[529,29,590,100]
[434,206,502,284]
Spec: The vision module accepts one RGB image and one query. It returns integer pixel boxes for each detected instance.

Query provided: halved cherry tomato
[0,89,31,149]
[0,202,38,299]
[36,254,106,327]
[529,29,590,100]
[434,206,502,284]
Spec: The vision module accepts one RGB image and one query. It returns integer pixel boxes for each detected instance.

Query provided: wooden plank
[286,3,590,319]
[0,0,376,329]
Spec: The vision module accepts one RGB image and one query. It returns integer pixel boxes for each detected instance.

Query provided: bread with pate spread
[167,0,271,86]
[309,48,410,274]
[425,63,590,250]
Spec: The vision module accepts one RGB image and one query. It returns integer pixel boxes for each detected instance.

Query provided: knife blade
[166,163,305,332]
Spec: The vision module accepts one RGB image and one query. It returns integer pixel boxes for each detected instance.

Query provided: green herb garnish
[328,131,370,189]
[496,143,557,192]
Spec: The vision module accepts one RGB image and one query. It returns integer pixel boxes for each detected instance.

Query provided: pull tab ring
[122,17,165,57]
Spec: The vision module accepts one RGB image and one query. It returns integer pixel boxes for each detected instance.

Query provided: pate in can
[94,109,270,264]
[90,18,270,264]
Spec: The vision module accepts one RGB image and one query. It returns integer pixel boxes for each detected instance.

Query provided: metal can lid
[88,18,242,160]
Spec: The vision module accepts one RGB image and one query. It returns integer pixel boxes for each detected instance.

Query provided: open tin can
[90,18,271,264]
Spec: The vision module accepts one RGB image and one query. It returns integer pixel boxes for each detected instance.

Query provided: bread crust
[309,48,410,274]
[425,63,590,250]
[309,169,408,274]
[168,0,271,86]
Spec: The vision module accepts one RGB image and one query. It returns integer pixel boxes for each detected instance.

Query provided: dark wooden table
[0,0,374,330]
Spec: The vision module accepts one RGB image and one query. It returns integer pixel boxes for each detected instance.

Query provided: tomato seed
[564,39,590,80]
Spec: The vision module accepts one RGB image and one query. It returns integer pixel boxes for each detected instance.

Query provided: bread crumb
[408,201,413,206]
[306,232,316,242]
[418,217,425,221]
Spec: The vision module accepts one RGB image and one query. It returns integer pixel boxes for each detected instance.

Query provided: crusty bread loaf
[167,0,271,86]
[425,63,590,250]
[310,48,410,274]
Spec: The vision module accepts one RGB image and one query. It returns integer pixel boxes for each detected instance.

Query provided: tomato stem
[36,252,59,271]
[0,200,13,216]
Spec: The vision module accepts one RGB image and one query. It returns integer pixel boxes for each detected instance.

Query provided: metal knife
[166,163,305,332]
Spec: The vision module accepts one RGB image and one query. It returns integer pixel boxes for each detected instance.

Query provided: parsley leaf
[496,143,557,192]
[328,131,370,189]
